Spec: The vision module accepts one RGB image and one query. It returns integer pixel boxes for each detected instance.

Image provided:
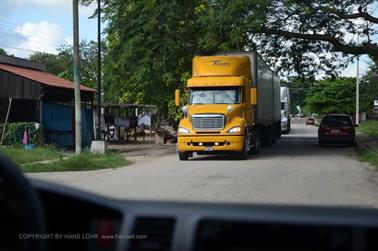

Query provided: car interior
[1,154,378,251]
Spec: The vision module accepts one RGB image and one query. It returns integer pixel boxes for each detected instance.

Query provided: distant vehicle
[305,118,315,125]
[280,87,291,134]
[318,114,356,146]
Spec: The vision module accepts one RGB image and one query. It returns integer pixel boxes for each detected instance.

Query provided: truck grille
[192,114,225,130]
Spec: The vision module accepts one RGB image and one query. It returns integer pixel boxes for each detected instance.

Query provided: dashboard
[32,179,378,251]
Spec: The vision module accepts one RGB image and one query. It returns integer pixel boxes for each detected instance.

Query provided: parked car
[305,117,315,125]
[318,114,356,146]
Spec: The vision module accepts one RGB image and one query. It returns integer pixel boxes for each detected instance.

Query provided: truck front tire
[250,135,260,155]
[178,152,189,161]
[238,135,249,160]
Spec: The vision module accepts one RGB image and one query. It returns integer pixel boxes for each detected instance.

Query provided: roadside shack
[101,103,157,141]
[0,55,96,148]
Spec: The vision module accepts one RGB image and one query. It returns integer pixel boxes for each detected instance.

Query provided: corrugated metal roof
[0,63,96,93]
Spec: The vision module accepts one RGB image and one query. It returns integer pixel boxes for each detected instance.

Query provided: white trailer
[280,87,291,134]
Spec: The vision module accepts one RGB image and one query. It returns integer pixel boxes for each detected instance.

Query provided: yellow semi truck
[175,52,281,160]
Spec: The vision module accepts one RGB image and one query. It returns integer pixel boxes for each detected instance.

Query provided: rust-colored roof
[0,63,96,93]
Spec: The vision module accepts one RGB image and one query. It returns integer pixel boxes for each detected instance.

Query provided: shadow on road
[189,122,356,161]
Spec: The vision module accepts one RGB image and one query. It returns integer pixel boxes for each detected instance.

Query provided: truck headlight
[178,127,190,134]
[227,126,241,133]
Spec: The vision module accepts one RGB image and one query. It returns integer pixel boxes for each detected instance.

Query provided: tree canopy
[29,40,102,89]
[80,0,378,119]
[0,48,7,56]
[304,77,356,115]
[360,60,378,112]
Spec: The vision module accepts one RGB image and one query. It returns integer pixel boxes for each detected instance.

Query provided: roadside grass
[20,151,129,172]
[357,120,378,136]
[0,146,63,165]
[359,149,378,170]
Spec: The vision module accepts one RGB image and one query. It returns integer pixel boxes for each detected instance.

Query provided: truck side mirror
[175,89,181,106]
[250,88,257,105]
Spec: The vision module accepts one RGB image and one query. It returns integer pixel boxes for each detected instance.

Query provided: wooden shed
[0,55,96,147]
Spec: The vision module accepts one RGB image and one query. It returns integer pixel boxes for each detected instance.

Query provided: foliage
[168,90,189,124]
[359,149,378,170]
[81,0,251,121]
[0,48,7,56]
[0,146,63,165]
[99,1,200,117]
[29,50,70,77]
[79,0,378,121]
[29,40,104,89]
[357,120,378,137]
[360,61,378,112]
[304,77,356,115]
[281,77,315,114]
[158,0,378,76]
[207,0,378,73]
[21,151,129,172]
[0,122,43,146]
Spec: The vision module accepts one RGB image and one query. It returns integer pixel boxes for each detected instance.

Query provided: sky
[0,0,375,79]
[0,0,98,57]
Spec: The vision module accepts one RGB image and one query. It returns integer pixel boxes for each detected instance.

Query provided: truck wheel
[238,135,249,160]
[250,135,260,155]
[178,152,189,160]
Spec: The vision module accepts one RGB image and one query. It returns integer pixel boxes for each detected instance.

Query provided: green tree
[0,48,7,56]
[360,61,378,113]
[80,0,377,120]
[29,51,70,76]
[282,77,315,114]
[29,40,103,89]
[304,77,356,115]
[84,0,247,120]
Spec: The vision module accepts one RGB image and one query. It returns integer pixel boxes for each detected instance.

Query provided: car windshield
[321,116,352,127]
[189,87,241,104]
[1,0,378,229]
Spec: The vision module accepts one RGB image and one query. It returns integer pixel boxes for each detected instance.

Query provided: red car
[318,114,356,146]
[305,118,315,125]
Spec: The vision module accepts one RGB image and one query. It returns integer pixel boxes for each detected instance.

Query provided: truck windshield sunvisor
[189,87,241,105]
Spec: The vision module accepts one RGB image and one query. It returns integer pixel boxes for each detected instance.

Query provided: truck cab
[175,53,280,160]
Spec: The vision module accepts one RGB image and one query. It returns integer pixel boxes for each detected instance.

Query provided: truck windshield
[189,87,241,104]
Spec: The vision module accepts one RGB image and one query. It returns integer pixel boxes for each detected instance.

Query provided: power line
[0,25,65,42]
[0,20,67,41]
[0,24,67,43]
[0,31,65,47]
[0,44,52,54]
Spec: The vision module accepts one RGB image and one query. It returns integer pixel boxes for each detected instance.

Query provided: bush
[0,122,43,146]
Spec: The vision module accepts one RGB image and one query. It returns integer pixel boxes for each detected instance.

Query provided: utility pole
[356,33,360,125]
[97,0,102,139]
[73,0,82,154]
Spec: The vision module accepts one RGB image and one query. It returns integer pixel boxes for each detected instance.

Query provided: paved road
[29,120,378,207]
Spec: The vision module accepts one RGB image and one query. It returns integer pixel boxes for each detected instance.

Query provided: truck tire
[238,135,249,160]
[250,135,260,155]
[178,152,189,161]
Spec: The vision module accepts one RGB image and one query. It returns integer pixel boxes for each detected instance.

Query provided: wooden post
[73,0,82,154]
[0,98,13,145]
